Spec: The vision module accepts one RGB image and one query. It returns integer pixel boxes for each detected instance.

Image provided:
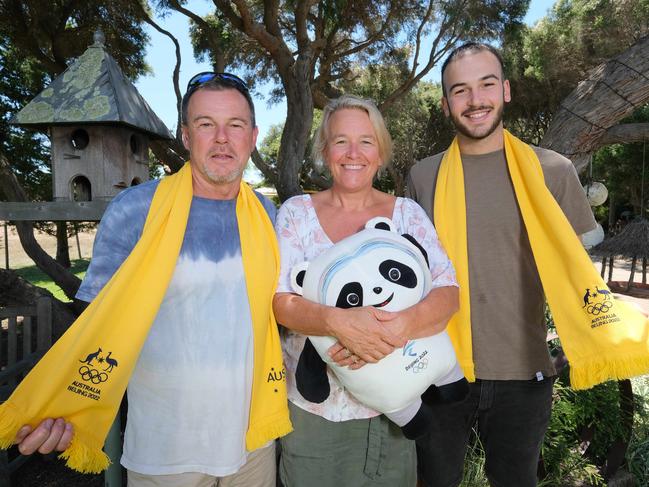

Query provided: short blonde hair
[311,95,393,172]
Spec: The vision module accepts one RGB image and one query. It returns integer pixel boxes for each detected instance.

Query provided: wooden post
[607,256,614,283]
[627,256,637,292]
[73,222,82,259]
[3,222,8,269]
[600,256,607,279]
[643,257,647,284]
[36,298,52,352]
[104,411,122,487]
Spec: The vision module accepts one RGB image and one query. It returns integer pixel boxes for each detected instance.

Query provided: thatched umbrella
[591,218,649,291]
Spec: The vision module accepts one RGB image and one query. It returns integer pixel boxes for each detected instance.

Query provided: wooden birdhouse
[11,31,172,202]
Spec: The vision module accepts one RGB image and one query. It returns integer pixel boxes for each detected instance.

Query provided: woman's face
[324,108,382,192]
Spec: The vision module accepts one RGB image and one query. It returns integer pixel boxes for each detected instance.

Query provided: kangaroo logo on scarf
[66,346,119,401]
[582,286,621,328]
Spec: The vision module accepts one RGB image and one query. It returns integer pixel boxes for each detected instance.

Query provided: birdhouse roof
[11,35,173,140]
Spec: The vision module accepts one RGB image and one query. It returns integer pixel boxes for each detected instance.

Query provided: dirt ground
[0,223,96,270]
[11,454,103,486]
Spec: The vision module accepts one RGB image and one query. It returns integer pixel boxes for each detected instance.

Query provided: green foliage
[14,259,89,302]
[459,433,489,487]
[503,0,649,143]
[627,376,649,485]
[592,105,649,221]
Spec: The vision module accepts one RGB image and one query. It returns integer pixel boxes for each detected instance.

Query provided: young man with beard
[406,43,597,487]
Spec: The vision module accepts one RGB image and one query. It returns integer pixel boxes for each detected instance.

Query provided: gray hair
[311,95,393,173]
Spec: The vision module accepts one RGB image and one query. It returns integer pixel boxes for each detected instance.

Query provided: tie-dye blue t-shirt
[77,179,276,476]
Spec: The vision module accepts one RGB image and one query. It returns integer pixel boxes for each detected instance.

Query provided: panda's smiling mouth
[372,293,394,308]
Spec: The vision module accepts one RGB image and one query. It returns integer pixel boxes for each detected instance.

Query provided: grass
[13,259,90,302]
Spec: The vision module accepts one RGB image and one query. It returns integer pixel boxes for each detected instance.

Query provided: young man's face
[181,88,258,192]
[441,50,511,143]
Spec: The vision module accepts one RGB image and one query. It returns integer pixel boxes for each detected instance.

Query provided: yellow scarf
[435,131,649,389]
[0,163,291,472]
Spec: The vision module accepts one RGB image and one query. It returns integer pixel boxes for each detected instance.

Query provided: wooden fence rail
[0,297,52,487]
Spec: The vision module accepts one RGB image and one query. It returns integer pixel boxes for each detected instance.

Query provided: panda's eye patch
[379,260,417,288]
[335,282,364,309]
[347,293,360,306]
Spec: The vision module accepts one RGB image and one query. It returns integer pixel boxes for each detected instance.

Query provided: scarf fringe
[0,403,22,449]
[58,433,110,473]
[0,403,108,473]
[569,354,649,390]
[246,417,293,451]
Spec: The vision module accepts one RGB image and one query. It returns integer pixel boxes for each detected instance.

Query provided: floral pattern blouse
[275,194,458,421]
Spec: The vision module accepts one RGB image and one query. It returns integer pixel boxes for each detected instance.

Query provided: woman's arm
[273,292,406,363]
[380,285,459,339]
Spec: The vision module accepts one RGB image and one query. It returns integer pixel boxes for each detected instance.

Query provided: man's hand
[15,418,73,455]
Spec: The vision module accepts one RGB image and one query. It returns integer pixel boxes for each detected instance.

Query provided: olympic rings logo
[412,358,429,374]
[78,366,108,384]
[587,300,612,315]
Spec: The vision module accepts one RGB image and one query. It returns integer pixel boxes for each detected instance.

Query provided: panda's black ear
[402,234,429,266]
[296,270,306,288]
[290,262,310,295]
[375,221,391,231]
[365,217,396,232]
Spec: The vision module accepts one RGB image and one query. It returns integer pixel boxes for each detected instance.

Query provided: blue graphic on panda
[290,217,468,440]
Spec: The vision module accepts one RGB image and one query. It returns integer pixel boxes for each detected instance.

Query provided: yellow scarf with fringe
[434,131,649,389]
[0,163,291,472]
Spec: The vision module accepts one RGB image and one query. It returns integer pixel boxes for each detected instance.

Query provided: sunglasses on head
[185,72,249,96]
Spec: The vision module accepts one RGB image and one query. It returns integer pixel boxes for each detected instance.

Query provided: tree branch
[599,123,649,146]
[167,0,228,71]
[0,151,82,304]
[294,0,312,50]
[379,7,460,112]
[136,1,184,138]
[251,148,278,184]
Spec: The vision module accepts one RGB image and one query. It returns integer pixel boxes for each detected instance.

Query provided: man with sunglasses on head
[15,73,291,486]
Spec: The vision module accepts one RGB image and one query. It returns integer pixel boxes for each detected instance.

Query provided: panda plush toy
[290,217,468,440]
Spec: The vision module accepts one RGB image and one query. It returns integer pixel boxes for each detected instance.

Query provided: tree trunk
[0,268,79,339]
[0,152,82,304]
[600,256,606,279]
[275,66,314,202]
[55,221,71,268]
[387,166,406,197]
[607,256,614,283]
[542,35,649,172]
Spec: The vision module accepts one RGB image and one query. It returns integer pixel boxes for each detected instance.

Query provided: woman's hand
[14,418,73,455]
[326,306,406,365]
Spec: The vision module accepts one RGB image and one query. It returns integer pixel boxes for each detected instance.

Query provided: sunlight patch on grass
[14,259,90,302]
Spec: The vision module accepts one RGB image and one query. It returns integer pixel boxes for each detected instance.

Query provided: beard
[449,103,504,141]
[201,162,245,185]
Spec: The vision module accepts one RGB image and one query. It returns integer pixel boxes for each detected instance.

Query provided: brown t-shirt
[406,147,597,380]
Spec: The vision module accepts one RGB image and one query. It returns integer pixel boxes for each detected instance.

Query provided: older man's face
[182,88,258,195]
